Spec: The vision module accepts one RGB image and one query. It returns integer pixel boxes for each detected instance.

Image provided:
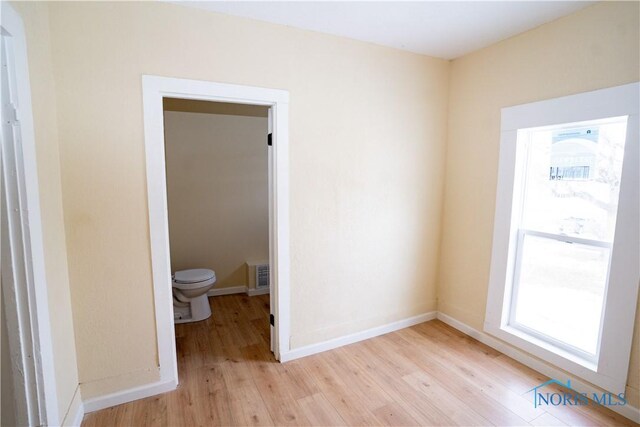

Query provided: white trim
[520,228,611,248]
[207,285,247,297]
[82,379,177,414]
[247,287,270,296]
[268,106,275,354]
[68,404,85,427]
[271,100,290,360]
[485,82,640,394]
[501,84,639,132]
[1,3,60,425]
[280,311,437,362]
[142,76,291,390]
[61,386,84,427]
[206,285,270,297]
[207,286,270,297]
[68,405,85,427]
[437,312,640,424]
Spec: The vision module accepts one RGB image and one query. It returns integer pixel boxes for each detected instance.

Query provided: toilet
[172,268,216,324]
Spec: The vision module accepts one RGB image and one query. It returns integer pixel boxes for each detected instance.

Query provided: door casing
[141,75,291,389]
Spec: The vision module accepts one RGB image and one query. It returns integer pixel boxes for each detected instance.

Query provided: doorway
[142,76,290,389]
[163,98,271,371]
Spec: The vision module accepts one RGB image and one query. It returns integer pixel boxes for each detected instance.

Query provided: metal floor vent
[256,264,270,289]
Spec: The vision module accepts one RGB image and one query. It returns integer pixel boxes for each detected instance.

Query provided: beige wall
[10,2,80,423]
[44,1,449,396]
[438,1,640,407]
[164,110,269,288]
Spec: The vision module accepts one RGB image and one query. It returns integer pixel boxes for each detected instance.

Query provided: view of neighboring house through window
[510,117,628,360]
[485,82,639,394]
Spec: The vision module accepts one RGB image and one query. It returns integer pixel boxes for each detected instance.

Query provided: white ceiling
[172,1,595,59]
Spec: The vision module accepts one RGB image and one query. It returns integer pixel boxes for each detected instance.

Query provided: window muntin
[508,116,628,359]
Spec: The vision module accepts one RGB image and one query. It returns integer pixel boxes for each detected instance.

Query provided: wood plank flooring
[82,294,637,426]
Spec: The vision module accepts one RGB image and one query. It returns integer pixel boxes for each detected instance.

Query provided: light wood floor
[82,294,636,426]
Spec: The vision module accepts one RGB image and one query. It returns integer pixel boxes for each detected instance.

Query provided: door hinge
[270,314,274,326]
[267,133,273,146]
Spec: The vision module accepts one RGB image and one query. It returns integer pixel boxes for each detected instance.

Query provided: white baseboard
[280,311,437,362]
[436,312,640,423]
[247,287,270,296]
[83,378,177,413]
[62,385,84,426]
[71,406,84,427]
[77,310,639,423]
[207,285,247,296]
[207,285,269,297]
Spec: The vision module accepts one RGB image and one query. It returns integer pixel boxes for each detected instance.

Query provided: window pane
[512,234,609,355]
[519,117,628,241]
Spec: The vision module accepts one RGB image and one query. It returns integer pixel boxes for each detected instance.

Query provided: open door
[267,107,275,354]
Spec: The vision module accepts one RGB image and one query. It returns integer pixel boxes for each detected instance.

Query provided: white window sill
[485,320,622,393]
[502,324,597,371]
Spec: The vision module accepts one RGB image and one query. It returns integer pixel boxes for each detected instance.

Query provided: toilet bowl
[172,268,216,324]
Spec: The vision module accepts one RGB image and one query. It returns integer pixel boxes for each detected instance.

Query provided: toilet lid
[174,269,215,284]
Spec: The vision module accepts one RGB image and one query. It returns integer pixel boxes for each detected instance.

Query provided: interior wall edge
[60,385,83,427]
[433,58,453,314]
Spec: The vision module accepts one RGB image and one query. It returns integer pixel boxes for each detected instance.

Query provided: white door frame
[141,75,290,387]
[1,2,60,425]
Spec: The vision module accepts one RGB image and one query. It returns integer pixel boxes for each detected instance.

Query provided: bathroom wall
[45,1,449,397]
[9,2,81,424]
[438,1,640,407]
[164,102,269,289]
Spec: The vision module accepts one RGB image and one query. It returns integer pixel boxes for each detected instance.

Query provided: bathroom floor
[175,293,272,368]
[81,294,636,426]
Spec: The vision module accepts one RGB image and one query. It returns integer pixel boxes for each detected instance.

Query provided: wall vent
[256,264,270,289]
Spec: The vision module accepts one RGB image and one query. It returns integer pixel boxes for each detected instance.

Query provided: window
[485,83,639,394]
[510,117,627,360]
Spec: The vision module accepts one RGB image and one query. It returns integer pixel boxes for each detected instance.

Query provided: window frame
[485,82,639,395]
[509,229,612,363]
